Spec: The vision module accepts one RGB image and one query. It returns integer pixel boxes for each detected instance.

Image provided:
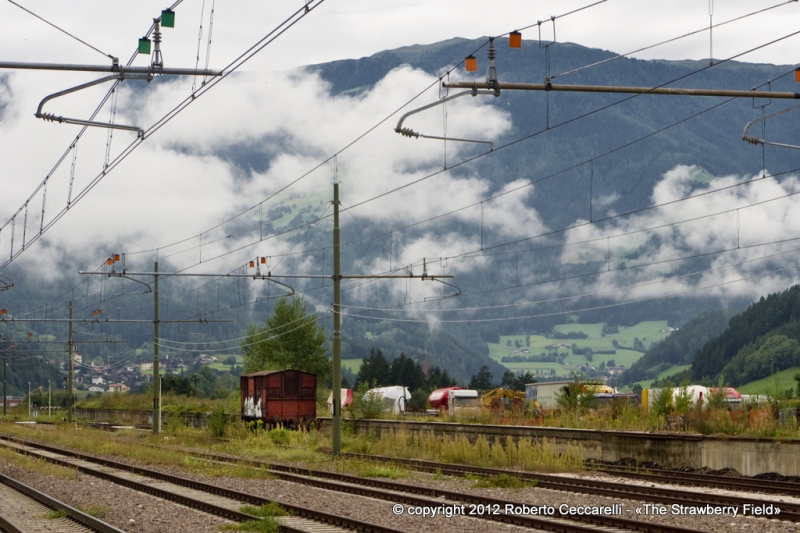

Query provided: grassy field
[623,364,692,391]
[738,367,800,395]
[487,321,670,377]
[342,359,362,373]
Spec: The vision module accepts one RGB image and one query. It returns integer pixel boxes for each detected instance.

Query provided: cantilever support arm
[423,278,462,302]
[742,103,800,150]
[36,74,151,138]
[395,88,497,149]
[251,274,296,295]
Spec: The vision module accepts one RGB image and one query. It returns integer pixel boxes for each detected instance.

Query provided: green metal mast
[332,182,342,455]
[153,261,160,434]
[68,301,73,423]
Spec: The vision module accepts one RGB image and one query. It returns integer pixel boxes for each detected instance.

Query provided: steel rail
[0,471,126,533]
[266,464,699,533]
[0,436,402,533]
[595,465,800,497]
[441,81,800,99]
[55,432,714,533]
[0,433,675,533]
[342,452,800,522]
[0,512,25,533]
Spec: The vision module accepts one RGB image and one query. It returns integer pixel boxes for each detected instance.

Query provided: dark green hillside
[617,311,733,386]
[691,285,800,382]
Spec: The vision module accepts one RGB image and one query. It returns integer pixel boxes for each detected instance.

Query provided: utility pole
[332,181,342,455]
[2,337,6,416]
[79,234,452,447]
[28,382,30,417]
[153,261,160,434]
[48,380,51,417]
[68,301,73,423]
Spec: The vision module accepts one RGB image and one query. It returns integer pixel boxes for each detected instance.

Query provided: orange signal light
[260,257,266,264]
[27,333,32,338]
[106,258,113,265]
[509,31,522,48]
[249,261,255,268]
[795,68,800,83]
[0,309,6,315]
[114,254,121,262]
[465,55,478,72]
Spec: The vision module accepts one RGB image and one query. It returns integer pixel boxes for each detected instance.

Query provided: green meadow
[488,321,670,378]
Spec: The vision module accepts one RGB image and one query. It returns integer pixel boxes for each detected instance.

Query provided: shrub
[351,381,384,420]
[651,381,674,418]
[674,384,694,414]
[267,428,291,446]
[207,407,230,437]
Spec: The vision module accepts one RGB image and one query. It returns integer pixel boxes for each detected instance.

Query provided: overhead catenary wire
[154,311,326,354]
[7,2,800,336]
[343,261,800,324]
[341,239,800,314]
[348,30,800,216]
[549,0,798,81]
[116,0,616,266]
[0,0,323,273]
[6,0,115,59]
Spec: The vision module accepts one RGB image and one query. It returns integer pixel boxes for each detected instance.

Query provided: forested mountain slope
[692,285,800,384]
[618,311,734,386]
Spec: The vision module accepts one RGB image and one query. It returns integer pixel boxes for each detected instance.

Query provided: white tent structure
[326,389,353,413]
[366,386,411,414]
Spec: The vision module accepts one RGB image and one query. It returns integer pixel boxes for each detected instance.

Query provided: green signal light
[138,38,151,55]
[161,9,175,28]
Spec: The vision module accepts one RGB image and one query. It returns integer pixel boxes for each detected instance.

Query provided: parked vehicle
[240,369,316,429]
[526,381,616,409]
[428,387,479,411]
[525,381,572,409]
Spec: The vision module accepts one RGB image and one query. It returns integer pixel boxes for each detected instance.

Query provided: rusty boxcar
[240,369,317,428]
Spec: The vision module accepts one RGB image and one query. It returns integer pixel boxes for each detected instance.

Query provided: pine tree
[242,295,328,383]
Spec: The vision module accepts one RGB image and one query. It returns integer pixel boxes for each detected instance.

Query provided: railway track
[0,434,702,533]
[0,436,395,533]
[0,470,125,533]
[594,464,800,498]
[337,452,800,522]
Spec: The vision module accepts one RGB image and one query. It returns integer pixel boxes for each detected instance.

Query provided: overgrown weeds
[219,503,290,533]
[342,429,585,473]
[470,473,538,489]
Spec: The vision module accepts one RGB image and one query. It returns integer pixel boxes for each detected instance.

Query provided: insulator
[397,128,420,138]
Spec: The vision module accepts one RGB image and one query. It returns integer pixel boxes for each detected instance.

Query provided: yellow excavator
[481,388,541,416]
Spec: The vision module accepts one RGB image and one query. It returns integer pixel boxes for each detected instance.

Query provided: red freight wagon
[240,369,317,428]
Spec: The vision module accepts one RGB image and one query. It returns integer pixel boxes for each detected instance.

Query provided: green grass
[342,359,362,373]
[239,503,290,518]
[78,505,112,518]
[488,321,671,377]
[470,473,538,489]
[624,364,692,391]
[737,367,800,395]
